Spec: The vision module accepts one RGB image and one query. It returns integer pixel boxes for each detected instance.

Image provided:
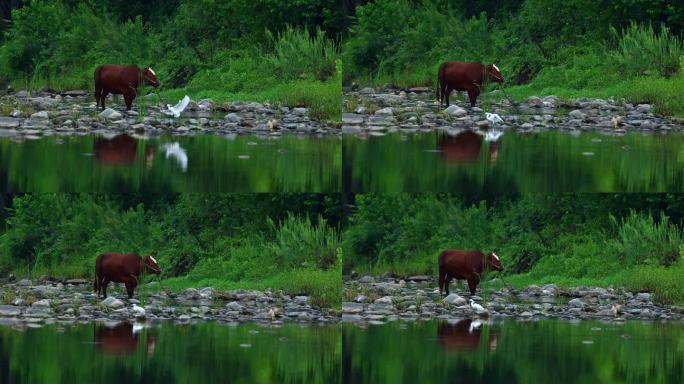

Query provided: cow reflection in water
[437,319,499,352]
[438,131,500,163]
[94,134,188,171]
[94,134,156,167]
[94,322,157,356]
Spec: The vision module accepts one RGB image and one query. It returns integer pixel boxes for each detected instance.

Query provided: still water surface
[0,133,340,192]
[343,319,684,384]
[0,321,340,384]
[343,130,684,193]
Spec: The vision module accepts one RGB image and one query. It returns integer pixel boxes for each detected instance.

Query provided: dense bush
[343,194,684,277]
[0,0,341,118]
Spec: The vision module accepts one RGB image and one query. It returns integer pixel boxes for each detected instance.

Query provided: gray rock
[225,301,243,312]
[342,113,365,125]
[17,279,31,286]
[636,292,652,301]
[100,297,125,309]
[294,296,309,304]
[375,107,394,116]
[358,276,375,284]
[374,296,393,305]
[0,117,20,129]
[224,113,242,124]
[443,293,466,306]
[568,110,586,119]
[444,105,467,117]
[99,108,123,120]
[30,111,49,119]
[568,298,586,308]
[0,305,21,316]
[32,299,51,308]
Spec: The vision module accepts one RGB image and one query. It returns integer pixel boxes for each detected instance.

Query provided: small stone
[374,296,393,305]
[100,297,125,309]
[444,105,467,117]
[99,108,122,120]
[32,299,51,308]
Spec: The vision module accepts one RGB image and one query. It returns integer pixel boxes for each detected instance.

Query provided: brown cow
[94,322,158,355]
[438,131,500,163]
[437,62,504,107]
[438,250,503,296]
[94,253,161,299]
[94,65,160,111]
[437,319,500,352]
[93,134,156,167]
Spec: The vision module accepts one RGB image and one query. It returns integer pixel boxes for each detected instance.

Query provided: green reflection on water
[0,134,341,192]
[343,131,684,193]
[343,319,684,384]
[0,322,340,384]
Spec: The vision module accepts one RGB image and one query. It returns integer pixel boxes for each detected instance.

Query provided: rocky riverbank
[0,90,339,140]
[0,278,339,327]
[343,275,684,324]
[342,86,683,136]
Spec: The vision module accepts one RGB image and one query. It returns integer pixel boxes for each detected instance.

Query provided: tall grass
[266,26,338,82]
[610,23,684,77]
[611,211,682,266]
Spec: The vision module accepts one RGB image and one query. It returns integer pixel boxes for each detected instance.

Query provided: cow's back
[97,252,140,281]
[439,249,484,279]
[442,62,484,90]
[95,65,139,94]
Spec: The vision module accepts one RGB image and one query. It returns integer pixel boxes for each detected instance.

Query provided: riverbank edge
[0,278,342,326]
[342,275,684,324]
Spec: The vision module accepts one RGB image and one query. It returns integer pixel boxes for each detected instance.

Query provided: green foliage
[0,194,342,307]
[610,22,684,77]
[610,211,682,266]
[344,195,684,290]
[0,0,341,119]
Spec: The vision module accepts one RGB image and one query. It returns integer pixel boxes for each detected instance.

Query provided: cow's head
[142,67,160,87]
[486,252,504,271]
[143,255,161,274]
[486,64,504,84]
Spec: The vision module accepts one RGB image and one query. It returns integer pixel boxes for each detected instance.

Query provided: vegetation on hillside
[343,0,684,115]
[0,194,343,307]
[0,0,342,119]
[342,194,684,304]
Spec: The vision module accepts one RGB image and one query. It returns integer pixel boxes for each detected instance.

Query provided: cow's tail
[94,254,102,294]
[94,66,103,98]
[436,63,446,104]
[438,251,446,295]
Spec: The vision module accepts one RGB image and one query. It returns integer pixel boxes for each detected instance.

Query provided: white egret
[162,95,190,118]
[469,299,486,313]
[484,130,504,142]
[485,112,504,125]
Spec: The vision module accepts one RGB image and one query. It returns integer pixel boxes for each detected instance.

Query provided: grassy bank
[343,194,684,305]
[0,194,343,308]
[343,0,684,116]
[0,2,342,120]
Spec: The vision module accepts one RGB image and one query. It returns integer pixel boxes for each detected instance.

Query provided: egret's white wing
[161,142,188,172]
[172,95,191,115]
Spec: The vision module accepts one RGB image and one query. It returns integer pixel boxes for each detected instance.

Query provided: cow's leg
[467,89,478,108]
[123,92,134,111]
[444,276,452,295]
[94,87,101,109]
[100,92,108,110]
[101,279,110,298]
[445,87,452,107]
[467,277,479,295]
[124,280,136,299]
